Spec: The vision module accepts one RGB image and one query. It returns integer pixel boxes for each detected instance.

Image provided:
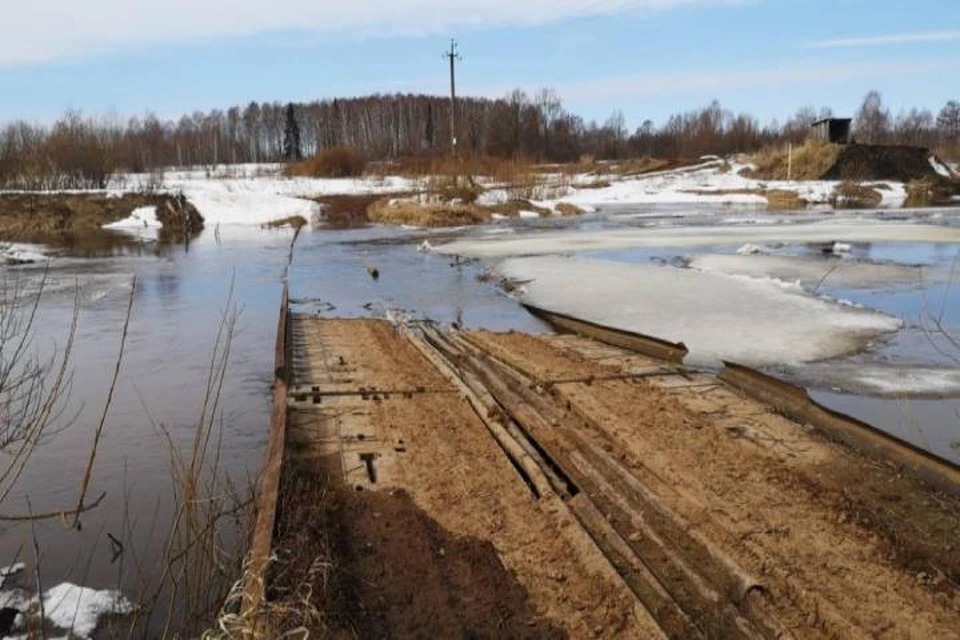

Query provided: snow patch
[0,563,24,580]
[498,256,901,367]
[43,583,134,639]
[102,205,161,240]
[1,243,49,264]
[0,580,133,639]
[929,156,954,178]
[102,205,159,230]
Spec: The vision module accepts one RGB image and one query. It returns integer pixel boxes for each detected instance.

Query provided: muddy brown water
[1,203,960,634]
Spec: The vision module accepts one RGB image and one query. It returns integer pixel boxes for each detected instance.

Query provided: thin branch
[67,275,136,529]
[0,491,106,522]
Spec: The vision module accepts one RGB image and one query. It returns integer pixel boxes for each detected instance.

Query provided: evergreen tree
[425,102,435,149]
[283,103,302,161]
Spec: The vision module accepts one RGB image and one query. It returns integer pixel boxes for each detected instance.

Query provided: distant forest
[1,88,958,189]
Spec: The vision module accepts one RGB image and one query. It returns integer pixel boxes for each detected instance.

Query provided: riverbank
[2,151,956,245]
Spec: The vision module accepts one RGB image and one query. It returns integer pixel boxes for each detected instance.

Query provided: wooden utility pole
[445,38,461,156]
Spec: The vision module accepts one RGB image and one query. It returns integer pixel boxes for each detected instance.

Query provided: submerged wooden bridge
[239,285,960,638]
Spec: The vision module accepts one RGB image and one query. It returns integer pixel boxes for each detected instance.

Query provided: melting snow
[498,256,901,366]
[102,205,161,240]
[102,205,159,230]
[1,243,49,264]
[929,156,954,178]
[42,583,134,639]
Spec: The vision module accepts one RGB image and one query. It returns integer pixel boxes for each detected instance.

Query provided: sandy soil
[269,317,960,639]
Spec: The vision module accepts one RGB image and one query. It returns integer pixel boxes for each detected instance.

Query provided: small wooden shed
[810,118,852,144]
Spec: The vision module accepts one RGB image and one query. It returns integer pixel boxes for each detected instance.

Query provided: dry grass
[831,181,883,209]
[425,175,483,204]
[765,190,808,210]
[286,147,366,178]
[310,194,385,228]
[365,193,576,227]
[555,202,585,216]
[905,177,956,207]
[487,200,551,218]
[744,141,843,180]
[373,155,539,183]
[575,178,613,190]
[367,198,491,227]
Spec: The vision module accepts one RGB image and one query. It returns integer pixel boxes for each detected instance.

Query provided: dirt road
[264,317,960,639]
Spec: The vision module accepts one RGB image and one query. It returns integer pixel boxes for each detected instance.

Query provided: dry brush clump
[764,190,808,210]
[367,197,491,227]
[905,176,957,207]
[286,147,366,178]
[830,181,883,209]
[262,216,308,230]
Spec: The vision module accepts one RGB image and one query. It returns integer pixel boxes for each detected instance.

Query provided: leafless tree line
[1,90,958,189]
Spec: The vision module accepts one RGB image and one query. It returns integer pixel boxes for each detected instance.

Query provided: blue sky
[2,0,958,129]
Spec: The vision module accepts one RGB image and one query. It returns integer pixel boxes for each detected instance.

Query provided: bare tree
[855,90,891,144]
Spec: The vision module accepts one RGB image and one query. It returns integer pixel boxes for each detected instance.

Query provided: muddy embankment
[0,192,203,251]
[826,145,958,207]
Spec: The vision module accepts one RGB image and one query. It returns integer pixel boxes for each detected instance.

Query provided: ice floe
[689,254,926,288]
[784,362,960,398]
[439,220,960,259]
[498,256,902,366]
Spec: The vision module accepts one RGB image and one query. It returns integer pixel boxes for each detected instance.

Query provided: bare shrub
[830,181,883,209]
[905,177,956,207]
[0,271,75,503]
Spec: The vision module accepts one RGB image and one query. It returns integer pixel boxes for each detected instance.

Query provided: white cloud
[0,0,748,67]
[808,30,960,49]
[488,59,960,101]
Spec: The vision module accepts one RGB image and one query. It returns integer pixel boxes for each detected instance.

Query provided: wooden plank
[522,303,689,364]
[720,361,960,499]
[242,284,290,614]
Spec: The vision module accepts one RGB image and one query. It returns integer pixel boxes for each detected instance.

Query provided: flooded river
[2,201,960,634]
